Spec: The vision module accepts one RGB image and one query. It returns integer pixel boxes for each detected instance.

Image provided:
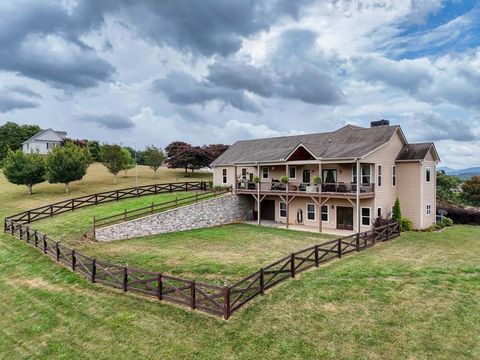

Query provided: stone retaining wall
[95,194,251,241]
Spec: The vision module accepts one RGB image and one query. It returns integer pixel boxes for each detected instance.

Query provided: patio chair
[337,182,347,193]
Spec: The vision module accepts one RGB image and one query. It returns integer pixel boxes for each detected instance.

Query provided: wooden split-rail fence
[3,182,401,319]
[91,187,231,238]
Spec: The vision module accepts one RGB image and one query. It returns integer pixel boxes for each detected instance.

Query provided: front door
[260,200,275,221]
[303,169,311,183]
[337,207,354,230]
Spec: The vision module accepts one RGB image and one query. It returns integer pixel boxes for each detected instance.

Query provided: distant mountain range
[438,166,480,180]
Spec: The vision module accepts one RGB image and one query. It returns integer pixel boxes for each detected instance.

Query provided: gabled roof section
[284,142,317,161]
[22,129,68,144]
[211,124,402,166]
[396,143,440,162]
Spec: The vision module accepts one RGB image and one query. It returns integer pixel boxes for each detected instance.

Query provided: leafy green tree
[46,144,90,193]
[461,176,480,206]
[144,145,165,177]
[392,198,402,221]
[122,148,136,176]
[87,140,102,162]
[437,171,462,202]
[2,149,46,194]
[0,122,41,160]
[100,144,126,184]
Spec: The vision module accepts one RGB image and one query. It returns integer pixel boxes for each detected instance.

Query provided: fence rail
[92,187,231,234]
[5,181,209,225]
[4,213,400,319]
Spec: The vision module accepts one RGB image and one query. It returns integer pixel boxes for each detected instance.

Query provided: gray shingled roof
[211,124,402,165]
[22,129,68,144]
[396,143,435,161]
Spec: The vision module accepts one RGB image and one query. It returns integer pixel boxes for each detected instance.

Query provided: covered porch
[243,220,356,236]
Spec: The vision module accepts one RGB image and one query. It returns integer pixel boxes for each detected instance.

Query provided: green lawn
[1,165,480,359]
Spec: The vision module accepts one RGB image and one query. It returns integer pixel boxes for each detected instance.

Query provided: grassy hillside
[1,165,479,359]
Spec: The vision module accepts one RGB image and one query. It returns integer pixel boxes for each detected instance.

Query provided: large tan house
[211,121,440,233]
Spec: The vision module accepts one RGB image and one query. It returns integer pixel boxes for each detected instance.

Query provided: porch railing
[236,181,375,194]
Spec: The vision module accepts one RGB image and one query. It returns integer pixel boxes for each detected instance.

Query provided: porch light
[331,205,334,209]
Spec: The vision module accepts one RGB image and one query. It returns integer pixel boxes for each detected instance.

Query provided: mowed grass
[1,165,480,359]
[38,222,336,283]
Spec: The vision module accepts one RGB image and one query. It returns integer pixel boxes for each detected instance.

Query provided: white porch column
[233,165,237,194]
[257,164,261,225]
[356,160,361,233]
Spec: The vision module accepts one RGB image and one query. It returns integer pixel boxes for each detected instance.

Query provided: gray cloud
[75,113,135,130]
[152,71,261,113]
[407,112,477,142]
[0,1,114,90]
[5,85,42,99]
[0,93,39,113]
[353,55,434,94]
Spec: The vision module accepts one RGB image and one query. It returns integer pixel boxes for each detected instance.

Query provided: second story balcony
[235,180,375,199]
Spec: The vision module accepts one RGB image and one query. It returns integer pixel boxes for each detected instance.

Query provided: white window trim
[222,169,228,184]
[425,167,431,182]
[352,164,372,184]
[377,164,382,187]
[288,166,296,180]
[361,207,371,226]
[262,167,269,179]
[306,203,316,221]
[241,168,247,180]
[392,165,396,187]
[426,204,432,216]
[321,205,329,222]
[279,202,287,218]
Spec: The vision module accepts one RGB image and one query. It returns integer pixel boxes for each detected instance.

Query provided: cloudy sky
[0,0,479,168]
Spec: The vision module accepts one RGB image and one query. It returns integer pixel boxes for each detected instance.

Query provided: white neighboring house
[22,129,68,155]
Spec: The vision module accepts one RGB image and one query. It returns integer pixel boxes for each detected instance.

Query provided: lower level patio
[243,220,356,237]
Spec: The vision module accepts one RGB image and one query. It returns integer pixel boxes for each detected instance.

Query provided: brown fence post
[55,241,60,262]
[43,235,47,254]
[356,233,360,251]
[151,202,154,214]
[26,227,30,243]
[27,211,31,223]
[260,268,265,295]
[223,287,231,320]
[314,245,319,267]
[91,259,96,283]
[290,254,295,278]
[34,230,38,247]
[19,225,23,240]
[95,194,98,205]
[50,204,54,217]
[123,267,128,292]
[11,221,14,236]
[157,274,163,301]
[124,209,127,221]
[337,239,342,258]
[190,281,196,309]
[72,250,76,271]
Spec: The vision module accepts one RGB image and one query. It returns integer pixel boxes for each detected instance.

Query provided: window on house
[377,165,382,187]
[289,166,296,179]
[262,167,269,179]
[241,168,247,180]
[426,168,431,182]
[377,207,382,218]
[361,207,371,226]
[306,203,316,221]
[392,165,396,186]
[279,202,287,218]
[353,165,371,184]
[321,205,328,222]
[426,204,431,216]
[222,169,227,184]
